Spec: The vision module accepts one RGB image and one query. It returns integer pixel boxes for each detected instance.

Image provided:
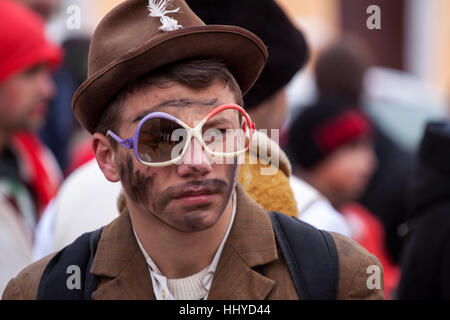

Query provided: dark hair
[95,58,243,139]
[315,40,371,105]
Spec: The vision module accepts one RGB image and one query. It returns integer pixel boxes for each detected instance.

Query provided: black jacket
[359,125,415,263]
[397,122,450,299]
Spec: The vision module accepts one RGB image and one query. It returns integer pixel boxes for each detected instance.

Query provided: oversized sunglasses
[107,103,255,167]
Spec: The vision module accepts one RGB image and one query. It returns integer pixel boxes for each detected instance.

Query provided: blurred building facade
[278,0,449,98]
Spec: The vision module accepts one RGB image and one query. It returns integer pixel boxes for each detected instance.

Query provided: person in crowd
[287,100,398,298]
[397,121,450,299]
[3,0,382,300]
[0,0,62,295]
[314,40,416,263]
[61,0,310,214]
[33,0,350,258]
[18,0,92,172]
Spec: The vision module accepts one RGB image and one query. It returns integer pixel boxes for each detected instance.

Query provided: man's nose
[177,137,212,177]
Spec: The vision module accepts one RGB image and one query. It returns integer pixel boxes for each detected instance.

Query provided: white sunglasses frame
[106,103,255,167]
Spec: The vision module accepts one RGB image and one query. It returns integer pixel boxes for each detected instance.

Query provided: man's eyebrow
[132,98,219,122]
[157,98,218,109]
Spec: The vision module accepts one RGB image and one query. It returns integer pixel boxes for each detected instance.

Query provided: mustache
[158,179,227,209]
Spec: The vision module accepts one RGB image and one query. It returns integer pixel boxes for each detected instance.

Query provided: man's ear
[92,133,120,182]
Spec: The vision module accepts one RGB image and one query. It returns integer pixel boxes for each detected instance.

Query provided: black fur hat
[188,0,309,109]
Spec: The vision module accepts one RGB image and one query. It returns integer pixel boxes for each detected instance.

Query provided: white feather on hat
[147,0,182,31]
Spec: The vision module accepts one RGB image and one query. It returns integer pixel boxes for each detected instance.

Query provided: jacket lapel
[89,210,155,300]
[208,184,278,299]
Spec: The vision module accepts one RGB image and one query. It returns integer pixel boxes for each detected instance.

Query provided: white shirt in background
[290,175,351,237]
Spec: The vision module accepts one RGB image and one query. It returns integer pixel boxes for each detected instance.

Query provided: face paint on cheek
[119,155,155,206]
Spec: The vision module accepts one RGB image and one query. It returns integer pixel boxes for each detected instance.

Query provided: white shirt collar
[134,190,236,300]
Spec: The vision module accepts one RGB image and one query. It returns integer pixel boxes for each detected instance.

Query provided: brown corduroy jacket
[2,184,384,300]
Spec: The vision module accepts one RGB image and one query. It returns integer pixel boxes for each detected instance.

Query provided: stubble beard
[119,154,239,233]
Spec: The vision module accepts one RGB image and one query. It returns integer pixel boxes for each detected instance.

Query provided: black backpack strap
[267,211,339,300]
[37,227,104,300]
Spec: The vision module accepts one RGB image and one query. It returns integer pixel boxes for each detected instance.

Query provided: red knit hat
[0,0,62,84]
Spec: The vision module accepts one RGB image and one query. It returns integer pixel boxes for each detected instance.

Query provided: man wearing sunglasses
[3,0,383,300]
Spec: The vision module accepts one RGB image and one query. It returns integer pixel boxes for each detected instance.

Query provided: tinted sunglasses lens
[202,109,250,154]
[137,118,187,163]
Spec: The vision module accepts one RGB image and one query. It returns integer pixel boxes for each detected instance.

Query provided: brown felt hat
[72,0,268,134]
